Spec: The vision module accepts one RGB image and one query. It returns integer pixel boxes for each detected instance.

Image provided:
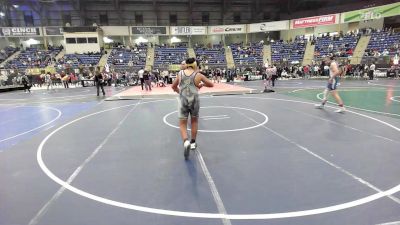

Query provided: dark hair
[185,58,197,68]
[186,57,196,64]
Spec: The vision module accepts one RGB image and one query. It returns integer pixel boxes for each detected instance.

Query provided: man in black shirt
[143,70,152,91]
[94,72,106,96]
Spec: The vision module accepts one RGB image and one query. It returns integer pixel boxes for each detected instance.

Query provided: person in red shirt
[347,49,353,55]
[303,65,310,79]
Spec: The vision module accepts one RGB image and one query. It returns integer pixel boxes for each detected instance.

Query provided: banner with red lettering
[291,14,339,29]
[208,25,246,34]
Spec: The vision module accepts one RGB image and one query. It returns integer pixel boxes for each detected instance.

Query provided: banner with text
[131,26,168,35]
[0,27,41,37]
[291,14,339,29]
[208,25,246,34]
[45,27,63,36]
[170,26,207,35]
[248,20,289,33]
[341,2,400,23]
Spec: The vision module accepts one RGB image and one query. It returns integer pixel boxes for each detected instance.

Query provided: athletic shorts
[178,94,200,120]
[327,77,339,91]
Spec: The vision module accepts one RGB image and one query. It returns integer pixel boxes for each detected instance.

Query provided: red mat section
[115,83,254,97]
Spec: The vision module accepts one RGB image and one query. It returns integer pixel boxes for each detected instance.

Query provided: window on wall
[170,14,177,25]
[66,38,76,44]
[202,12,209,24]
[63,14,71,25]
[99,13,108,25]
[233,13,241,23]
[77,38,87,44]
[135,14,143,25]
[88,38,98,43]
[24,11,34,26]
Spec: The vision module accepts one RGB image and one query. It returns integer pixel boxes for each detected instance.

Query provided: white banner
[248,21,289,33]
[0,27,41,37]
[208,25,246,34]
[170,26,207,35]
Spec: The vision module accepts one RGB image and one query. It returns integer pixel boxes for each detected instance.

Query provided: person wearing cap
[315,54,345,113]
[171,58,214,160]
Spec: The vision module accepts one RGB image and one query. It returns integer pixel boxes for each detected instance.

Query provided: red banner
[292,14,337,28]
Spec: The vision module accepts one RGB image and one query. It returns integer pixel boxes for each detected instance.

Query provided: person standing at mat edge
[171,58,214,160]
[94,71,106,96]
[138,67,145,90]
[143,70,152,91]
[21,74,31,93]
[315,54,345,113]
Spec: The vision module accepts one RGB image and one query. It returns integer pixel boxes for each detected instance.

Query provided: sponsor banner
[0,27,41,37]
[25,68,41,75]
[170,26,207,35]
[169,64,181,71]
[341,2,400,23]
[101,26,130,36]
[248,20,289,33]
[208,25,246,34]
[131,26,168,35]
[45,27,63,36]
[291,14,338,29]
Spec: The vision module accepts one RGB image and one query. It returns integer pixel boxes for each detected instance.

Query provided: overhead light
[135,36,148,44]
[103,37,113,43]
[0,12,5,17]
[13,5,19,8]
[171,36,181,43]
[26,38,40,45]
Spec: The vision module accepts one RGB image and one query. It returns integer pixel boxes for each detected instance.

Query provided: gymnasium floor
[1,79,400,225]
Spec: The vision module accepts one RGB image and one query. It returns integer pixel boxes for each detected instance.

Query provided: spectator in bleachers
[6,47,61,69]
[364,29,400,57]
[154,46,188,68]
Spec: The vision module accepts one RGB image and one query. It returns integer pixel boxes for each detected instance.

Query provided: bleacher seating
[0,47,18,64]
[154,46,188,68]
[365,31,400,56]
[57,53,102,68]
[107,44,147,71]
[195,44,226,66]
[271,38,307,63]
[314,34,358,58]
[6,47,61,69]
[230,42,263,66]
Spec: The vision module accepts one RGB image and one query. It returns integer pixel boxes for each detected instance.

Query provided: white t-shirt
[370,64,376,71]
[138,69,144,78]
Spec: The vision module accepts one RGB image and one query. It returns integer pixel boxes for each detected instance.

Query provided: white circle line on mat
[37,97,400,220]
[0,106,62,143]
[316,92,400,117]
[163,106,269,133]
